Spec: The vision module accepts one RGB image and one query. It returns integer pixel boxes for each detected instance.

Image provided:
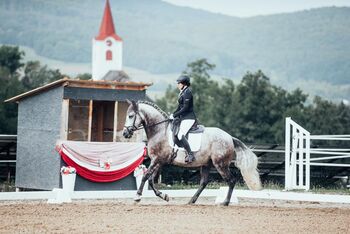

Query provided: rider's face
[177,82,184,90]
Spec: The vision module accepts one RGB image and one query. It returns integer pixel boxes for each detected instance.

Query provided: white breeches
[177,119,195,139]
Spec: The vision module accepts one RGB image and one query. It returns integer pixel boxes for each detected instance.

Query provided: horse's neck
[139,104,168,141]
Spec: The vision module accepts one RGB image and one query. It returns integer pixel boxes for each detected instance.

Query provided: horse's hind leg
[214,163,237,206]
[148,165,169,202]
[188,165,210,204]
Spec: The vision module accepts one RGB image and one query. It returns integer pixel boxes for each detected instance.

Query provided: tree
[211,79,236,132]
[22,61,64,90]
[75,73,92,80]
[155,59,350,145]
[155,85,178,114]
[0,46,25,134]
[306,96,350,135]
[156,58,218,123]
[185,59,218,126]
[0,46,65,134]
[0,46,24,75]
[232,71,276,142]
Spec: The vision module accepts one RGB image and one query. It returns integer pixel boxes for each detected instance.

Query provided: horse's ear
[126,99,138,111]
[131,100,138,111]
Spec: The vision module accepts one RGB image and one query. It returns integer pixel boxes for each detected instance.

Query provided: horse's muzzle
[123,127,134,139]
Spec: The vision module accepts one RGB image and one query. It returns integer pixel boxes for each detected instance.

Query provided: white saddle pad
[168,131,203,152]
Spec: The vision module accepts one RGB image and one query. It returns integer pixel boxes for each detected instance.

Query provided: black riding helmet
[176,74,190,86]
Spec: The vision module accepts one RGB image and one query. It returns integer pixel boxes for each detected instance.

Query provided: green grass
[310,185,350,195]
[0,180,16,192]
[156,181,350,195]
[156,181,279,190]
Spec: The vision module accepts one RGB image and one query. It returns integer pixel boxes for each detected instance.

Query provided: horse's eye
[128,114,134,119]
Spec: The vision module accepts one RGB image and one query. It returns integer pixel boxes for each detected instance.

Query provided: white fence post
[291,122,297,188]
[285,117,291,190]
[285,117,310,190]
[285,117,350,191]
[305,132,310,190]
[298,130,304,189]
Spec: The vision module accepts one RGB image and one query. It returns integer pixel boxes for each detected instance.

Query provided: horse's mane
[137,100,169,118]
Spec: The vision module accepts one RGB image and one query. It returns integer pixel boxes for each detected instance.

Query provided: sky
[162,0,350,17]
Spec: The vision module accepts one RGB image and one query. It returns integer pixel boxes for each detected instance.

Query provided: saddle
[169,118,205,152]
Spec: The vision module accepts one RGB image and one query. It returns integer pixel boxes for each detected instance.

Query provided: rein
[135,118,170,131]
[124,111,171,132]
[145,119,171,129]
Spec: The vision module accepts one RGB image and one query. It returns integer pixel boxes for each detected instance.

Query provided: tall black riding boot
[180,136,195,163]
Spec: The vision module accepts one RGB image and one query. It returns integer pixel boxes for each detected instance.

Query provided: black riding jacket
[173,86,197,120]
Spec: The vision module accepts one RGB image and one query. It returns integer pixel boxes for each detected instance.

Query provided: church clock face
[106,40,112,46]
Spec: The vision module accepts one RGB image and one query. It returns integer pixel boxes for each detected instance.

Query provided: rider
[170,74,197,163]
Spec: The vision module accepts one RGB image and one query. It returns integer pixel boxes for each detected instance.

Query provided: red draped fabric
[60,150,144,182]
[56,141,146,182]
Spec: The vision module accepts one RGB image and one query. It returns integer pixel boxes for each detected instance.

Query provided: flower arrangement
[104,161,111,170]
[134,164,147,177]
[99,159,111,170]
[61,166,76,175]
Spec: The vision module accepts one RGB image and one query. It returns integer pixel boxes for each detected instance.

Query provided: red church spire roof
[95,0,122,41]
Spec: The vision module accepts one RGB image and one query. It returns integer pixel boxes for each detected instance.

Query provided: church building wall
[92,37,123,80]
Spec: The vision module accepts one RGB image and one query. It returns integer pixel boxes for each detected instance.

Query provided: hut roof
[5,77,152,103]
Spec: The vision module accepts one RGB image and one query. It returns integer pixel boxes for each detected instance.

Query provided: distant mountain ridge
[0,0,349,89]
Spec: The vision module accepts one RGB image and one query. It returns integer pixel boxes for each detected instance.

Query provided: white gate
[285,117,350,190]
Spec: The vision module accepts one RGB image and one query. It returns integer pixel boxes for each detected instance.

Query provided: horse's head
[123,100,144,138]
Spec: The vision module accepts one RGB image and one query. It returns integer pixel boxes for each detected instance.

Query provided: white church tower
[92,0,123,80]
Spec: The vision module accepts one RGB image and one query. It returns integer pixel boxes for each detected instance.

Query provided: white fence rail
[1,188,350,204]
[285,117,350,190]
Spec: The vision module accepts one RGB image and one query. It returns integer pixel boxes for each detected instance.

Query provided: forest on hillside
[0,0,350,88]
[2,45,348,145]
[156,59,350,145]
[0,46,89,134]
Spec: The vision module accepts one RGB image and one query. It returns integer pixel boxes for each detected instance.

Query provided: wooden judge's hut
[5,78,152,191]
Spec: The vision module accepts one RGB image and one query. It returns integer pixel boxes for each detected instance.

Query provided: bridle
[124,110,170,133]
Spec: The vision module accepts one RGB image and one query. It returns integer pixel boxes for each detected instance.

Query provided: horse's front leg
[188,165,210,204]
[148,164,169,202]
[134,160,159,202]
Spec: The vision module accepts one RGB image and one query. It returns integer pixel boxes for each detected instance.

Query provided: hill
[0,0,349,100]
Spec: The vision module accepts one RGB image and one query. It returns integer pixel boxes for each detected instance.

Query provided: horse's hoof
[220,202,229,206]
[164,194,169,202]
[134,194,141,202]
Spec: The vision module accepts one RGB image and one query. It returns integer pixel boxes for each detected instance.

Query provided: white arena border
[0,188,349,204]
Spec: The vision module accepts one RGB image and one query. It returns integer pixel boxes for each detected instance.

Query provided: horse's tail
[232,137,262,190]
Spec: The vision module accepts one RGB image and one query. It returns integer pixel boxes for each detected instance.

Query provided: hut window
[91,101,115,142]
[114,101,141,142]
[116,102,128,133]
[106,50,112,60]
[67,100,89,141]
[65,100,137,142]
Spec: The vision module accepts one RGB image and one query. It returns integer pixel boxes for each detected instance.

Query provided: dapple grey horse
[123,100,261,206]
